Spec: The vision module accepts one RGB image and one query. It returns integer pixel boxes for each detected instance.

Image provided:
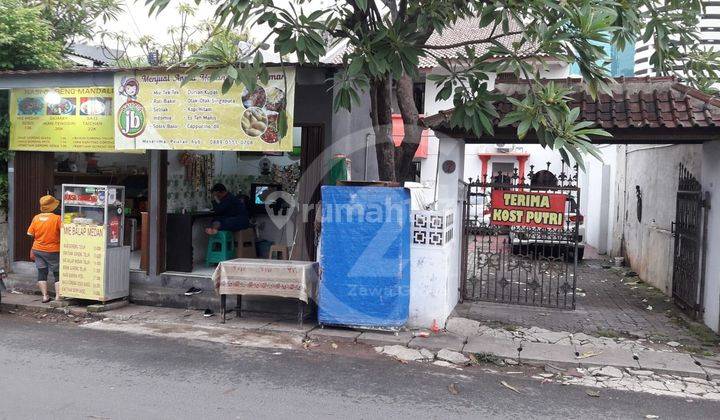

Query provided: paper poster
[490,190,567,229]
[9,87,115,152]
[60,224,106,300]
[113,68,295,151]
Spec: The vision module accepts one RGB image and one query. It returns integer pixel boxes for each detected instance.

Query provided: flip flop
[41,296,51,303]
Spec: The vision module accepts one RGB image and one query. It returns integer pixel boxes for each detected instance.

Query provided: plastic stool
[269,244,289,260]
[206,231,235,266]
[234,228,257,258]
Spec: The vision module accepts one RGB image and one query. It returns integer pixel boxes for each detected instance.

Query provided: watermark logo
[264,190,297,228]
[117,100,146,138]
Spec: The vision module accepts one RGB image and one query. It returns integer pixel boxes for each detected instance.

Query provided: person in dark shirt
[204,183,250,235]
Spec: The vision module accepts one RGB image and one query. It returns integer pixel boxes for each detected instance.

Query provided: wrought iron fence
[462,163,581,309]
[671,163,708,319]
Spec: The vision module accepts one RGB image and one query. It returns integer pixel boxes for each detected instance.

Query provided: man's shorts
[33,250,60,275]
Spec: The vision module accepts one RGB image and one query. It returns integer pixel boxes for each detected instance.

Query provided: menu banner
[9,87,115,152]
[60,223,106,300]
[113,68,295,151]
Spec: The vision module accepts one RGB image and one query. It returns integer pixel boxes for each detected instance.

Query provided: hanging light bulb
[44,90,61,106]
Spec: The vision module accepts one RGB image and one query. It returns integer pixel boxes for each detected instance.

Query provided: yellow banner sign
[60,223,106,300]
[9,87,115,152]
[113,68,295,151]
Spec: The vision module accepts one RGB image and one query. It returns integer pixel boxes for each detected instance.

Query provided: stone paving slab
[454,260,704,345]
[464,335,707,377]
[632,349,706,376]
[307,327,362,342]
[408,333,466,352]
[463,336,519,359]
[572,346,645,370]
[94,304,157,321]
[357,331,413,346]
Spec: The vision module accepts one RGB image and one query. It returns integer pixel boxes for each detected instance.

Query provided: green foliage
[0,0,65,70]
[28,0,123,47]
[0,90,10,217]
[146,0,720,176]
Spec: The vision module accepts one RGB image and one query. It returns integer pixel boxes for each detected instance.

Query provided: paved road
[1,313,718,420]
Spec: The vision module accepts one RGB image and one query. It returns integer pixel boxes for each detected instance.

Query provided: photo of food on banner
[241,85,286,144]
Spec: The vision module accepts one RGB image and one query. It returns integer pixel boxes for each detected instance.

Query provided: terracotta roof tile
[423,76,720,134]
[418,18,528,68]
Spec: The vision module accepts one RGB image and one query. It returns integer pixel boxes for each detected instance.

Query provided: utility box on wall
[409,209,455,328]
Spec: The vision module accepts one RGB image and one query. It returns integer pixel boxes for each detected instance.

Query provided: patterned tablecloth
[212,258,319,303]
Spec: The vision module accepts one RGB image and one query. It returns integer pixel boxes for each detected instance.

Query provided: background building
[634,2,720,77]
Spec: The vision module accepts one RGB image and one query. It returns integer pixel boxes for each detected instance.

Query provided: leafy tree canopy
[0,0,65,70]
[98,2,249,68]
[28,0,124,47]
[147,0,720,179]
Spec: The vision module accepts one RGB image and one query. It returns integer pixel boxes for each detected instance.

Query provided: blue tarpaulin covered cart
[318,186,410,330]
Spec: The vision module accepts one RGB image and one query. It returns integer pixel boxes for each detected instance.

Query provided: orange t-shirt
[27,213,62,253]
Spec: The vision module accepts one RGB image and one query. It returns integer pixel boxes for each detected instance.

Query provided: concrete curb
[461,335,709,379]
[1,295,105,321]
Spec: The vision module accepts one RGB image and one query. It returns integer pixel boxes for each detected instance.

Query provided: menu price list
[59,224,106,300]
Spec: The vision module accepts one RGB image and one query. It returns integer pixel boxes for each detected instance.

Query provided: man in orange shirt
[27,195,62,303]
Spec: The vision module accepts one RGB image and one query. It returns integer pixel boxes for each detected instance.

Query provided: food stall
[3,64,331,315]
[59,184,130,302]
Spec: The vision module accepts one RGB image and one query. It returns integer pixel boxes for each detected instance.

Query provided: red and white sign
[490,190,567,229]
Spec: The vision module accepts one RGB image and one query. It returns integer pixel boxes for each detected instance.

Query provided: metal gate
[462,163,581,309]
[671,164,709,319]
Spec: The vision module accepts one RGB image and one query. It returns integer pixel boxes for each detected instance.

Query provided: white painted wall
[583,145,618,254]
[611,144,703,294]
[701,141,720,333]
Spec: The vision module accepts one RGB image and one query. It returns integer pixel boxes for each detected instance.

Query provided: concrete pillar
[148,150,167,279]
[408,134,465,328]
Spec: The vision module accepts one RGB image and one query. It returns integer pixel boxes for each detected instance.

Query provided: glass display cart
[59,184,130,302]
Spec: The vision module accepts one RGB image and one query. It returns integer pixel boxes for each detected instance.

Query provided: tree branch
[370,76,396,181]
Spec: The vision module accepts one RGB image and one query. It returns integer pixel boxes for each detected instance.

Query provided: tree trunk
[370,76,396,182]
[394,73,422,182]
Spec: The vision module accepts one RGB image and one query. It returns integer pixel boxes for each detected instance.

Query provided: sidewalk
[456,260,720,352]
[3,291,719,380]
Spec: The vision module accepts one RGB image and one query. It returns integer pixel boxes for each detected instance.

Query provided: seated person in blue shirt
[204,183,250,235]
